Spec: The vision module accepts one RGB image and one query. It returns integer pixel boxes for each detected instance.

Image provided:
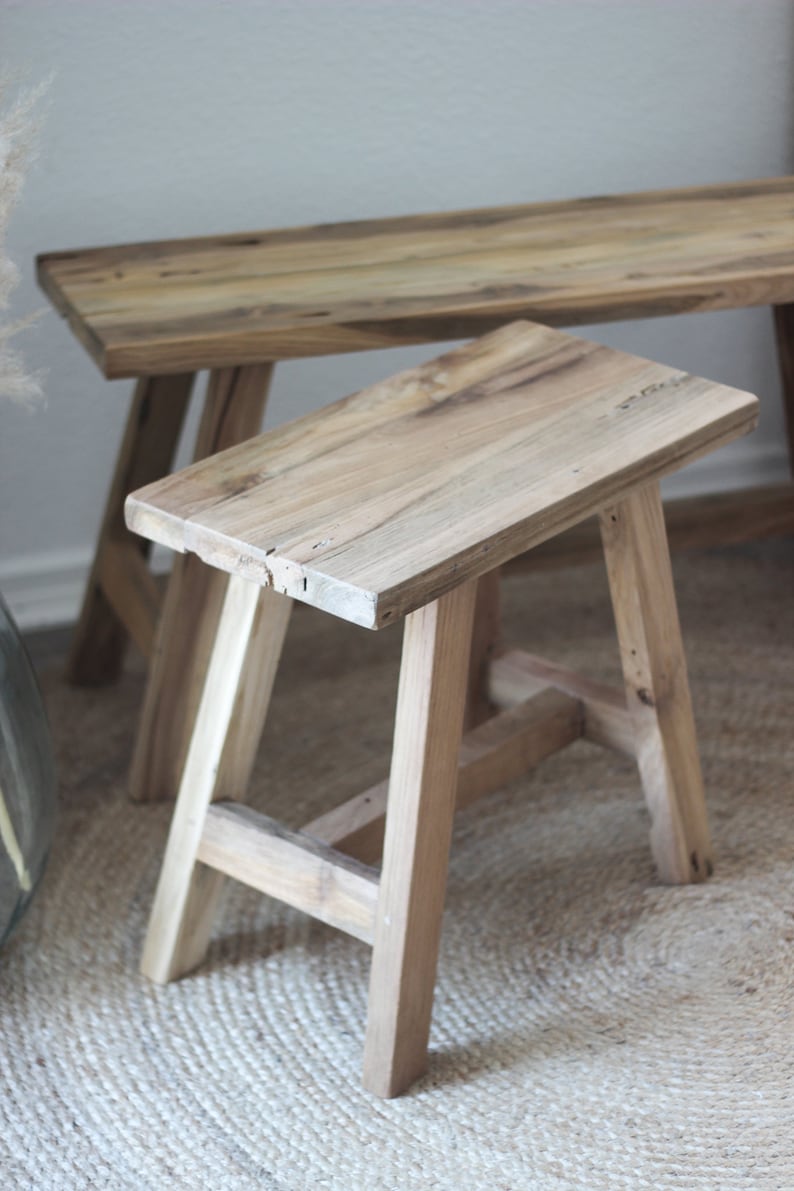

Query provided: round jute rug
[1,542,792,1190]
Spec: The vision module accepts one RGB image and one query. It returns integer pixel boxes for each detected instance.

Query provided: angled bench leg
[772,303,794,474]
[66,373,195,685]
[599,482,712,885]
[363,579,477,1098]
[129,363,275,802]
[141,577,292,984]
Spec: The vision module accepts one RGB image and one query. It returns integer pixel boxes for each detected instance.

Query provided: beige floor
[2,541,793,1190]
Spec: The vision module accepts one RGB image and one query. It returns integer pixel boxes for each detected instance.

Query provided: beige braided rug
[1,542,792,1190]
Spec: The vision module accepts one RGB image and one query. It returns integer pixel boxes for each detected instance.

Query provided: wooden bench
[124,320,758,1097]
[37,176,794,805]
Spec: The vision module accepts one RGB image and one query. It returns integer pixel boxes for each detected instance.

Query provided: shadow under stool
[125,320,758,1098]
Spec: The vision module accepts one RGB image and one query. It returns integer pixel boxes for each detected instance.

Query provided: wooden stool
[125,321,758,1098]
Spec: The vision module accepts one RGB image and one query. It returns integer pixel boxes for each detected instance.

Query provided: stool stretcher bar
[199,804,380,944]
[193,681,585,944]
[305,684,583,865]
[489,650,637,758]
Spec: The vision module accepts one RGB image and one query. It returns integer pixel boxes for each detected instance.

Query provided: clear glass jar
[0,591,56,947]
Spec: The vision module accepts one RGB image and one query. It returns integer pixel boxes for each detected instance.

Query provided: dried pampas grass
[0,74,48,407]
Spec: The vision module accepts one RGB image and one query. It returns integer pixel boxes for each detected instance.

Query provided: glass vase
[0,591,56,947]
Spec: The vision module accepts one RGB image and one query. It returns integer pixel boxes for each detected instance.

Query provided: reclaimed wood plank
[198,803,379,944]
[125,321,759,629]
[37,177,794,378]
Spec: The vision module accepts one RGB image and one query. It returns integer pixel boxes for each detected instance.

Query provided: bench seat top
[125,321,758,628]
[38,177,794,379]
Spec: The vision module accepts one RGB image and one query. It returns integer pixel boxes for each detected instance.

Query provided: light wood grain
[129,363,274,802]
[66,372,194,684]
[198,803,379,944]
[488,650,635,756]
[125,321,758,629]
[37,177,794,378]
[363,581,476,1098]
[599,483,712,885]
[305,686,582,864]
[140,578,291,983]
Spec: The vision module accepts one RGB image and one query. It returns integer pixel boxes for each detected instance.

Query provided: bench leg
[363,580,477,1098]
[129,363,275,802]
[599,482,712,885]
[66,373,195,685]
[772,303,794,475]
[141,577,292,984]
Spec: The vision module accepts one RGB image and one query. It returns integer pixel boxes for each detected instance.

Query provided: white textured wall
[1,0,793,626]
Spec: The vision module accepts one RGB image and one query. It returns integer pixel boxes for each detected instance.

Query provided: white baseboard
[0,545,172,632]
[0,547,91,631]
[1,444,789,632]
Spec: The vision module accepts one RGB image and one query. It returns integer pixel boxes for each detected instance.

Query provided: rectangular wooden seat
[37,177,794,378]
[126,321,758,629]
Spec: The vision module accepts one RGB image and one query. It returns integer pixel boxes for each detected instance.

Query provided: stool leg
[464,569,502,731]
[141,577,292,984]
[599,482,712,884]
[66,373,195,685]
[363,579,477,1098]
[129,363,275,802]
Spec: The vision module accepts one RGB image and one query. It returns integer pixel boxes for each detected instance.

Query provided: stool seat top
[126,321,758,629]
[39,177,794,379]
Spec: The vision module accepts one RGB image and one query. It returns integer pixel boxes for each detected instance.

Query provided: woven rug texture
[1,542,792,1190]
